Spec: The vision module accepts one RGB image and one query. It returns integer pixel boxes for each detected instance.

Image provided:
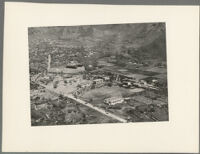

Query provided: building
[102,76,110,81]
[79,81,92,89]
[47,54,85,74]
[48,66,85,74]
[63,74,73,78]
[104,97,125,105]
[47,54,51,71]
[93,79,104,88]
[66,61,78,69]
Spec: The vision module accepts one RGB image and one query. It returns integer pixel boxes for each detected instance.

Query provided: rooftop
[48,66,85,74]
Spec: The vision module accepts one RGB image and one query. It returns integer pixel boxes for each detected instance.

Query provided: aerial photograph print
[28,22,168,126]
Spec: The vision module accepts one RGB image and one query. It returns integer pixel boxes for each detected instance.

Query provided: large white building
[104,97,125,105]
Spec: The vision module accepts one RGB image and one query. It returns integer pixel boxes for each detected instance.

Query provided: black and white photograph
[3,2,199,153]
[28,23,168,126]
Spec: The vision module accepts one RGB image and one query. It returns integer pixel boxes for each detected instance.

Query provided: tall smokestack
[47,54,51,71]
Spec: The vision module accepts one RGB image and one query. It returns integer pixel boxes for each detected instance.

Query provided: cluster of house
[123,79,159,90]
[69,68,160,97]
[84,50,95,58]
[72,78,105,96]
[66,60,83,69]
[91,69,160,90]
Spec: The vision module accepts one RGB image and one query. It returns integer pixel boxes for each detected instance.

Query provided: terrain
[28,23,166,71]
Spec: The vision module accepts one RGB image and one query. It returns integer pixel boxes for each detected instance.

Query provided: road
[32,81,127,123]
[67,95,127,123]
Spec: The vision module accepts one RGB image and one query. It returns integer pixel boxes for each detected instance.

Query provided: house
[63,74,73,78]
[102,76,110,81]
[93,79,104,88]
[121,81,132,88]
[66,61,78,69]
[140,80,148,85]
[79,81,92,90]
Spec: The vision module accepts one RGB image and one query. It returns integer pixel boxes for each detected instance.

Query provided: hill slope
[28,22,166,60]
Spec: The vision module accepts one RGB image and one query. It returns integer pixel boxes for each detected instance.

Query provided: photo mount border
[0,0,199,153]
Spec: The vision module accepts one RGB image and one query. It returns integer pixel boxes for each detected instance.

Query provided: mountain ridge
[28,23,166,60]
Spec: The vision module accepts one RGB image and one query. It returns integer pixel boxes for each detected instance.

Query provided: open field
[81,86,144,102]
[146,67,167,74]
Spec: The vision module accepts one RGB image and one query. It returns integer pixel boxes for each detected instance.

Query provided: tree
[107,82,112,87]
[91,83,95,89]
[89,98,93,103]
[82,73,87,79]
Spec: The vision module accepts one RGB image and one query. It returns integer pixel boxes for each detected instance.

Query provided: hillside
[28,22,167,63]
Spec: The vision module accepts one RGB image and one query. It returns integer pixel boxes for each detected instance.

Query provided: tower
[47,54,51,72]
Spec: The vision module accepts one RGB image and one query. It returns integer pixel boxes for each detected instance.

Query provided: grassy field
[146,67,167,74]
[81,86,144,103]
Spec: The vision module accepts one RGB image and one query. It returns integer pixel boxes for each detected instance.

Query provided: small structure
[121,80,132,88]
[140,80,148,85]
[66,61,78,69]
[79,81,92,89]
[63,74,73,78]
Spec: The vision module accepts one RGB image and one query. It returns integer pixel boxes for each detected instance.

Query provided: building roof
[93,79,104,82]
[105,97,124,103]
[48,66,85,74]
